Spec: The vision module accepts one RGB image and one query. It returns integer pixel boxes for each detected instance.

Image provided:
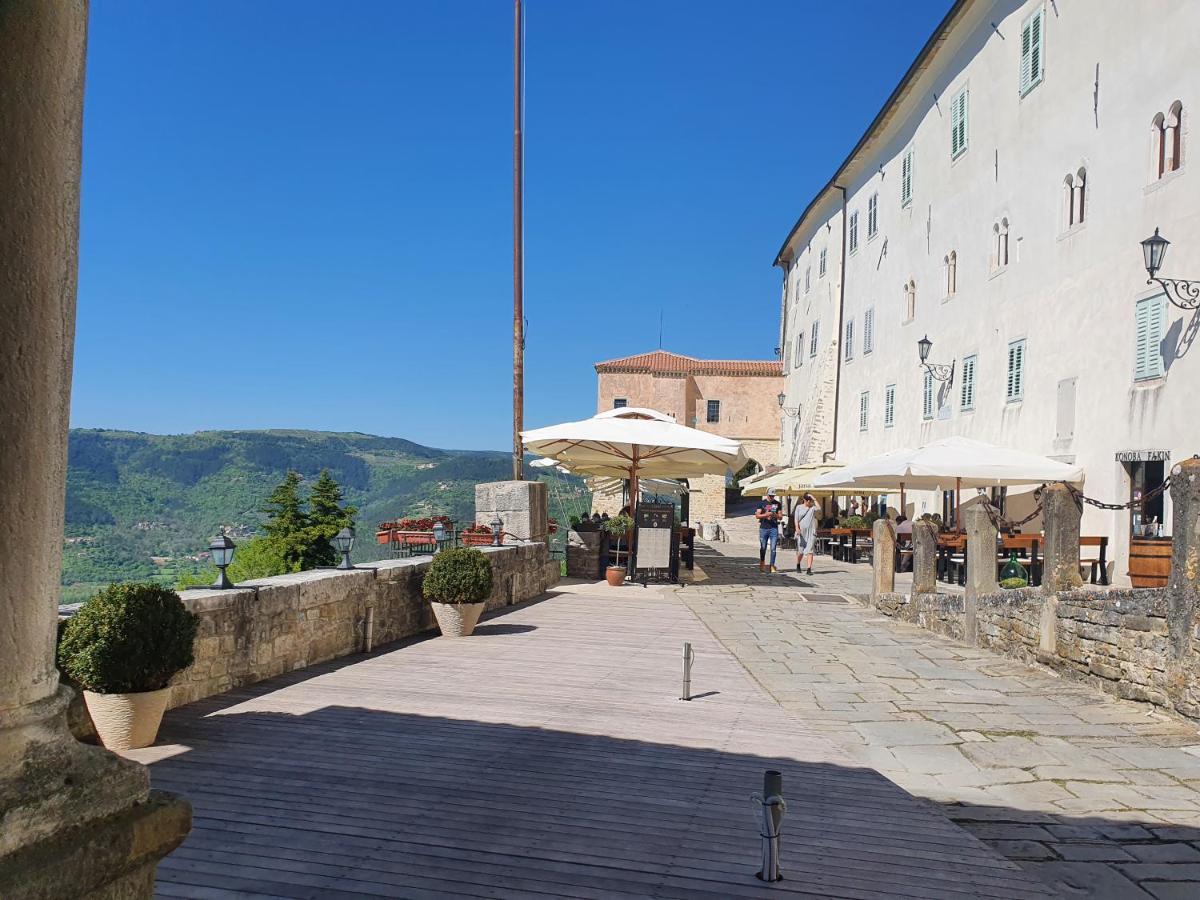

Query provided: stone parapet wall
[68,544,557,737]
[869,586,1199,721]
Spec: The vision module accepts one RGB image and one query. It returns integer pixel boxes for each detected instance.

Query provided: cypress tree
[307,469,357,567]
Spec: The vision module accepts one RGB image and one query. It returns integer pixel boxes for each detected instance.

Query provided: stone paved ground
[681,541,1200,899]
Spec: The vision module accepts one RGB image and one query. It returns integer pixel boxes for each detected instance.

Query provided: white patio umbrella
[813,436,1085,527]
[522,408,746,500]
[742,463,899,498]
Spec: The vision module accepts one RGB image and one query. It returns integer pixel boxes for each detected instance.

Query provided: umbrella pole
[900,483,906,520]
[956,477,962,532]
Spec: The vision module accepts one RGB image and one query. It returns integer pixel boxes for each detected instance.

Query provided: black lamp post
[209,529,236,589]
[490,516,504,546]
[917,334,955,385]
[1141,227,1200,308]
[333,526,355,569]
[776,392,798,417]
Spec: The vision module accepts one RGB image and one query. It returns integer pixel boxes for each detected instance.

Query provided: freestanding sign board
[633,503,677,581]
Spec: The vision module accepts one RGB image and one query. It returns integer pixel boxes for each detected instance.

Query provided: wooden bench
[1080,535,1110,585]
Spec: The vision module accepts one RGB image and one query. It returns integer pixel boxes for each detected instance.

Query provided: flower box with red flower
[460,523,498,547]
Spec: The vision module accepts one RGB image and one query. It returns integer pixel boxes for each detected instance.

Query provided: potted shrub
[603,513,634,586]
[422,547,493,637]
[57,582,199,751]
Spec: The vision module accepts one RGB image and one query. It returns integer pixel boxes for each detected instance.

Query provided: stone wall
[869,586,1200,721]
[69,544,558,734]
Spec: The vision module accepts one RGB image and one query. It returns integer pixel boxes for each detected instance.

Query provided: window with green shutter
[859,391,870,432]
[868,193,879,238]
[863,306,875,355]
[950,87,969,158]
[810,320,820,357]
[884,384,896,428]
[960,354,977,410]
[849,211,859,253]
[1134,295,1167,380]
[1020,7,1044,97]
[844,318,854,361]
[922,370,934,420]
[1006,339,1026,401]
[901,148,914,207]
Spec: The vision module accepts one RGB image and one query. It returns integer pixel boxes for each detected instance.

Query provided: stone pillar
[871,519,895,596]
[1041,483,1083,594]
[912,520,938,595]
[1167,457,1200,659]
[475,480,548,542]
[0,4,190,894]
[963,506,999,644]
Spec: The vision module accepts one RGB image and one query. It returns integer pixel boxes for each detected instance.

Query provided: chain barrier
[1066,478,1172,512]
[981,484,1046,534]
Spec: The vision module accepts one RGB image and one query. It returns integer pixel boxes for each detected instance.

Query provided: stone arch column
[0,3,189,894]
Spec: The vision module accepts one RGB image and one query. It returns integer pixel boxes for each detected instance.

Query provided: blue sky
[74,0,950,450]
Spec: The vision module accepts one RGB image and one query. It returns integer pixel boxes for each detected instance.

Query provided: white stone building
[775,0,1200,585]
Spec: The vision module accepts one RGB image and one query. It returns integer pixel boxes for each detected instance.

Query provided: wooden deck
[130,580,1052,899]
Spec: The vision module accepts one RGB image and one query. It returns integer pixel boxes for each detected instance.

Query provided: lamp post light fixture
[431,521,446,555]
[1140,227,1200,309]
[917,334,955,385]
[209,529,236,589]
[776,392,798,417]
[490,516,504,546]
[333,526,355,569]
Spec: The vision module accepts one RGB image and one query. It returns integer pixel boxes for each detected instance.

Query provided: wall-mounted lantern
[917,335,955,386]
[1141,227,1200,309]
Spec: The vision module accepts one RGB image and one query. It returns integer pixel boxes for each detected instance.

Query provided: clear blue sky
[74,0,950,450]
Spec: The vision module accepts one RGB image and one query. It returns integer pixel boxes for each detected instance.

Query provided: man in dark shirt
[756,489,784,573]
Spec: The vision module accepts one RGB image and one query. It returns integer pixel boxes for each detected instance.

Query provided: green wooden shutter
[902,150,913,206]
[923,370,934,419]
[1007,340,1025,399]
[951,89,968,157]
[961,355,976,409]
[863,307,874,354]
[1021,8,1044,95]
[885,384,895,427]
[1135,295,1166,380]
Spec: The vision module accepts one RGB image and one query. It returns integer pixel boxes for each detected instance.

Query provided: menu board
[635,503,674,571]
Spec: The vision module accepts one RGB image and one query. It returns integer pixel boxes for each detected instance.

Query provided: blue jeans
[759,527,778,567]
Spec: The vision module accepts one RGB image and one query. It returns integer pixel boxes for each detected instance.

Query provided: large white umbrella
[813,436,1085,526]
[742,463,900,498]
[522,408,746,496]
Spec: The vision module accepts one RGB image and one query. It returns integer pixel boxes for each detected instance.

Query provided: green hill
[62,429,590,604]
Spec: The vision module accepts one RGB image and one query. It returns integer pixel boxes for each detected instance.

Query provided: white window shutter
[863,307,874,354]
[1020,18,1032,93]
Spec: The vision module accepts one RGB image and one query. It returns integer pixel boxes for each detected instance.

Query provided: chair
[1079,536,1110,585]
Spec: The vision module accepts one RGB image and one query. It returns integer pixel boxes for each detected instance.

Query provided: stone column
[963,506,999,644]
[1167,457,1200,660]
[475,480,548,542]
[0,4,190,894]
[871,519,895,596]
[1041,483,1083,594]
[912,520,938,595]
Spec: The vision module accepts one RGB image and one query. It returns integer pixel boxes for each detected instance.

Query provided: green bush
[58,582,199,694]
[603,514,634,537]
[999,577,1029,590]
[839,515,868,530]
[421,548,493,605]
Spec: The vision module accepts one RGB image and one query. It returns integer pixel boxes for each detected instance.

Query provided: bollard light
[490,516,504,546]
[209,529,236,589]
[333,526,355,569]
[432,521,446,554]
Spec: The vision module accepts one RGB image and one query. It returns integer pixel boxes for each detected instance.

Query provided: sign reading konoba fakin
[1115,450,1171,462]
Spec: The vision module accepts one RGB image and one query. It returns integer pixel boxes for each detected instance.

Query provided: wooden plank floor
[129,580,1052,899]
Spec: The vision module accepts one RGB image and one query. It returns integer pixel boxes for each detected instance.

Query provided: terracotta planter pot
[461,532,496,547]
[430,601,486,637]
[83,687,170,751]
[606,566,626,587]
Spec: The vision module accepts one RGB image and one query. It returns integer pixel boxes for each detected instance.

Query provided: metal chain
[1066,477,1172,512]
[982,485,1046,534]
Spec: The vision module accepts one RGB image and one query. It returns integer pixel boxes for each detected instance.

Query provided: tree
[262,470,310,571]
[306,469,357,567]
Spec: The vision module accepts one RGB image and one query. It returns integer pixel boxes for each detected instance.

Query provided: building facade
[594,350,782,523]
[776,0,1200,584]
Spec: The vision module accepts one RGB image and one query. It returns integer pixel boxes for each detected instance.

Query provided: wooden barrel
[1128,538,1172,588]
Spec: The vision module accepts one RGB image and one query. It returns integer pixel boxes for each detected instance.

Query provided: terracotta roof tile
[594,350,782,378]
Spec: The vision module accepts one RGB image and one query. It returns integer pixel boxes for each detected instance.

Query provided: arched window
[943,252,957,297]
[1167,101,1183,173]
[904,280,916,320]
[1075,167,1087,224]
[1152,112,1167,179]
[999,218,1010,266]
[1062,174,1075,228]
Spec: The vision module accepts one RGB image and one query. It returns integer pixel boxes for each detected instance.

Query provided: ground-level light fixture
[209,529,236,589]
[333,526,355,569]
[917,334,955,385]
[1141,227,1200,309]
[432,521,446,554]
[490,516,504,546]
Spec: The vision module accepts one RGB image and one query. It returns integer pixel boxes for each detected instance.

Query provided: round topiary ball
[421,547,493,604]
[58,582,199,694]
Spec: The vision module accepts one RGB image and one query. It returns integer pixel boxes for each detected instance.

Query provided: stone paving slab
[680,541,1200,898]
[128,579,1048,898]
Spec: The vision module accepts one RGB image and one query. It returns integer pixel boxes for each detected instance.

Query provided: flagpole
[512,0,525,480]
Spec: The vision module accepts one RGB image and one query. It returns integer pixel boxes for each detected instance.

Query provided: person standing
[795,493,819,576]
[756,489,783,573]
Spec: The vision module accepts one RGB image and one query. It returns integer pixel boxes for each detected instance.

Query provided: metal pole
[680,641,694,700]
[512,0,525,481]
[754,770,786,882]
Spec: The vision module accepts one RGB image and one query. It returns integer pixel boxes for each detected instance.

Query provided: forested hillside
[63,429,589,603]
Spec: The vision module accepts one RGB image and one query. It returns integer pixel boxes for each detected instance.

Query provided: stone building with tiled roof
[592,350,783,523]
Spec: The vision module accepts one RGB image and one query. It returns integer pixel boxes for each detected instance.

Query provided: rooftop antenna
[658,308,663,349]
